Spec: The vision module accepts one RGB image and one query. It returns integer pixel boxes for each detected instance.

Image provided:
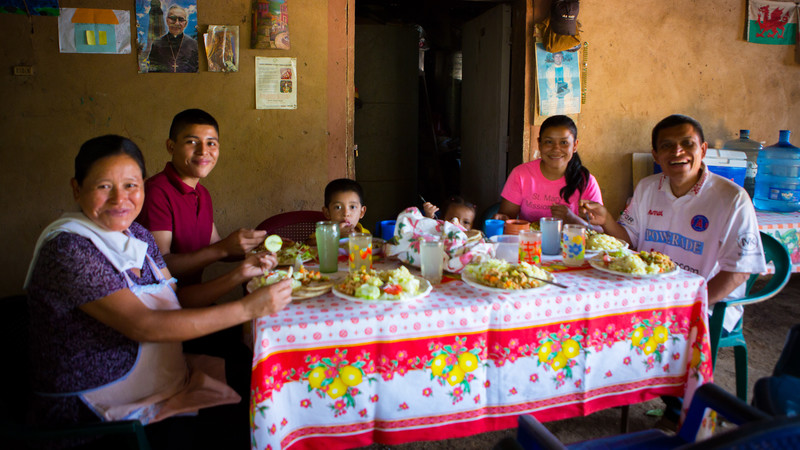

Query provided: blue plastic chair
[513,383,770,449]
[708,232,792,401]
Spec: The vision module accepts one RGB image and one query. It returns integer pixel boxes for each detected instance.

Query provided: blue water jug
[753,130,800,212]
[722,130,762,199]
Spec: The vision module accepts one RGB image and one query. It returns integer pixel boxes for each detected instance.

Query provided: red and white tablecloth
[250,260,712,450]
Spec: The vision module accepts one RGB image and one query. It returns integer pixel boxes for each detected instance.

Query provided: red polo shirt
[138,162,214,256]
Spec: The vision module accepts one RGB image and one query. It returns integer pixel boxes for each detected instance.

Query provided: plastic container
[722,130,763,198]
[754,130,800,212]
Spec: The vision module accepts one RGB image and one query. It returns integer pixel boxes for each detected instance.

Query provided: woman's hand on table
[245,278,293,317]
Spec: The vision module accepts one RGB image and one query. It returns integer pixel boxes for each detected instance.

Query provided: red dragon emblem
[756,5,791,38]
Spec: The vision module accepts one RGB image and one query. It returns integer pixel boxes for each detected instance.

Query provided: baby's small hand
[422,202,439,219]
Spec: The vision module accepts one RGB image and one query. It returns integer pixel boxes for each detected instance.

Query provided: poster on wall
[135,0,199,73]
[252,0,291,49]
[204,25,239,72]
[0,0,58,15]
[535,42,581,117]
[58,8,131,54]
[747,0,798,45]
[255,57,297,109]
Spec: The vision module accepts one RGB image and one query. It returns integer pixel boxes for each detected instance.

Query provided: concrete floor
[359,274,800,449]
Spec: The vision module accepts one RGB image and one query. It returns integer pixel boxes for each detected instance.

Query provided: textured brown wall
[565,1,800,217]
[0,0,338,295]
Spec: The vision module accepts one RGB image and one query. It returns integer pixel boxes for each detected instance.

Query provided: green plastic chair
[708,232,792,401]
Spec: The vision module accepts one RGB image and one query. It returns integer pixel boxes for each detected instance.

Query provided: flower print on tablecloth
[533,324,587,388]
[386,207,495,273]
[426,336,484,404]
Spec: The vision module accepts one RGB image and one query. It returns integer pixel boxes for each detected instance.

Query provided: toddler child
[422,195,476,230]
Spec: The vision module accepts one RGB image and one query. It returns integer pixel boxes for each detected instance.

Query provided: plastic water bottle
[722,130,762,198]
[753,130,800,212]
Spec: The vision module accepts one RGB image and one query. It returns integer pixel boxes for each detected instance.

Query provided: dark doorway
[353,0,515,231]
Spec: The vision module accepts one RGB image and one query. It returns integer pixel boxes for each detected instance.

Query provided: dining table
[249,251,713,450]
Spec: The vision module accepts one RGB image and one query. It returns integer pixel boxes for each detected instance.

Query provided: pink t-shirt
[500,159,603,222]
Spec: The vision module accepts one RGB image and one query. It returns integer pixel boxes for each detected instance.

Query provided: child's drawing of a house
[72,8,119,53]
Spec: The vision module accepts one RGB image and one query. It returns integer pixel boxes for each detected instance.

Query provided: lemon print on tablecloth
[458,352,479,372]
[326,377,347,399]
[339,365,363,386]
[653,325,669,344]
[446,366,465,386]
[562,339,580,359]
[642,340,658,355]
[431,354,447,376]
[537,341,553,363]
[550,353,567,370]
[308,366,326,389]
[631,327,645,346]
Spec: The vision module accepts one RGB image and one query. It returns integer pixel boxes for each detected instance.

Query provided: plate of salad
[462,259,556,293]
[331,266,432,302]
[247,266,335,300]
[277,241,316,266]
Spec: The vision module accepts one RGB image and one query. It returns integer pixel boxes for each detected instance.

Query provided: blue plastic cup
[379,220,396,241]
[484,219,505,239]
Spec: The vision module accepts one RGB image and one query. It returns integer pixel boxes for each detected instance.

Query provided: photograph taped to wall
[205,25,239,72]
[58,8,131,54]
[256,57,297,109]
[535,42,581,116]
[252,0,291,49]
[135,0,199,73]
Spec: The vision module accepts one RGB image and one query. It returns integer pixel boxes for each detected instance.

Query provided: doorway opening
[353,0,521,231]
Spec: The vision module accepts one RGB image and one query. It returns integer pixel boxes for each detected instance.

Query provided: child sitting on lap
[422,195,477,230]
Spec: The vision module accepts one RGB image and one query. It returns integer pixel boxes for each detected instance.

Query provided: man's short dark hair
[651,114,705,150]
[324,178,365,207]
[169,108,219,141]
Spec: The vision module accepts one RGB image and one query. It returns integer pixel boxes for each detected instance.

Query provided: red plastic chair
[255,211,327,243]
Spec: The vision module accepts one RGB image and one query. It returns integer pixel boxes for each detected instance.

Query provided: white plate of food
[247,267,336,300]
[462,259,557,293]
[331,266,431,302]
[588,251,679,278]
[584,230,629,257]
[276,240,316,266]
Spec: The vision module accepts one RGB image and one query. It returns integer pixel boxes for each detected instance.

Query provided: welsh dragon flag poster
[747,0,798,45]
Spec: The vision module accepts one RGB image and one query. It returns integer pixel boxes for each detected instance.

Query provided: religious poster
[0,0,58,15]
[255,57,297,109]
[747,0,798,45]
[135,0,199,73]
[535,42,581,117]
[58,8,131,54]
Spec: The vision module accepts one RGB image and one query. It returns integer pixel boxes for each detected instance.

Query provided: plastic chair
[0,294,151,449]
[708,232,792,401]
[752,323,800,416]
[255,210,327,243]
[512,383,770,450]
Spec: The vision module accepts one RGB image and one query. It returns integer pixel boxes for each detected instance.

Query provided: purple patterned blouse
[26,221,167,424]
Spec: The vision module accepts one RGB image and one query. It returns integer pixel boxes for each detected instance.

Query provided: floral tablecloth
[250,260,711,450]
[756,210,800,272]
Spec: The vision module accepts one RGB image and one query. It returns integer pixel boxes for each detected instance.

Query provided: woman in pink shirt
[494,115,602,228]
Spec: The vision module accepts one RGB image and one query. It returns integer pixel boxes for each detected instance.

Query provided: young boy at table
[138,108,272,289]
[137,108,273,421]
